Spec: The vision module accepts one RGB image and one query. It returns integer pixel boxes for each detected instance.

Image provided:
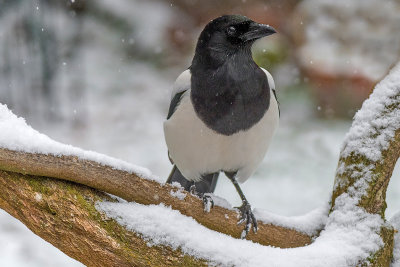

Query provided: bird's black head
[192,15,276,67]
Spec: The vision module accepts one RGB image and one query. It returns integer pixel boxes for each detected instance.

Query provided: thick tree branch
[330,65,400,266]
[332,128,400,217]
[0,169,206,267]
[0,148,312,248]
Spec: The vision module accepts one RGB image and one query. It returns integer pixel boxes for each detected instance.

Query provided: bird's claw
[202,193,214,213]
[236,201,258,238]
[189,185,214,213]
[189,184,197,195]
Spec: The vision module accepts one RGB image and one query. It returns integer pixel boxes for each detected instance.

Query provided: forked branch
[0,63,399,266]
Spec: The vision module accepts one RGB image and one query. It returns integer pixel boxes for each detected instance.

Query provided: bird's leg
[189,182,197,195]
[189,182,214,213]
[227,174,258,238]
[202,193,214,213]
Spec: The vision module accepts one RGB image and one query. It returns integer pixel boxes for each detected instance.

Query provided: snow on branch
[0,170,206,266]
[0,62,399,266]
[328,63,400,267]
[333,63,400,216]
[0,104,312,248]
[341,63,400,162]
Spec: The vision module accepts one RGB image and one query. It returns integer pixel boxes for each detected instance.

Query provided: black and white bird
[164,15,279,236]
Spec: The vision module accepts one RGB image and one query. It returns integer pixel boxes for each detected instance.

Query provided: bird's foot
[189,184,197,195]
[236,201,258,239]
[202,193,214,213]
[189,185,214,213]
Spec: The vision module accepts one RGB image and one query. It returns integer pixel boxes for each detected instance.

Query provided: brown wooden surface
[0,170,207,267]
[0,148,313,248]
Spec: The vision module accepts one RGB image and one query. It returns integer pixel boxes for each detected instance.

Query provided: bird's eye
[226,26,237,36]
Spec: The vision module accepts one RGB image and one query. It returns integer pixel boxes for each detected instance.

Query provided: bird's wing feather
[167,69,191,119]
[261,67,280,116]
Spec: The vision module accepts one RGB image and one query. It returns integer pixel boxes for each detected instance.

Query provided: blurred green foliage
[252,40,288,71]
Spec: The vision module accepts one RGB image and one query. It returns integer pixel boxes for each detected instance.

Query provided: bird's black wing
[261,68,280,117]
[166,69,191,120]
[166,89,187,163]
[166,69,191,163]
[166,90,187,119]
[272,88,280,117]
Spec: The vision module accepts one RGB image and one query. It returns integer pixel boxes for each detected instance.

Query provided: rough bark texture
[332,129,400,218]
[0,170,206,267]
[0,148,313,248]
[331,130,400,267]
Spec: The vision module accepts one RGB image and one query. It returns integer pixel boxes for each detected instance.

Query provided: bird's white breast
[164,89,279,183]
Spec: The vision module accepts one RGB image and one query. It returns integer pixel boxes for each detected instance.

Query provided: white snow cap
[254,203,329,236]
[97,199,383,267]
[0,104,153,179]
[341,62,400,161]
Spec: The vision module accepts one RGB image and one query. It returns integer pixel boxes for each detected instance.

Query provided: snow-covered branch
[0,103,312,249]
[333,63,400,217]
[329,63,400,266]
[0,62,399,266]
[0,169,206,267]
[0,147,312,248]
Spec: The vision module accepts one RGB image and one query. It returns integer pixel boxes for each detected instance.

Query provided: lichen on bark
[330,64,400,266]
[0,170,206,267]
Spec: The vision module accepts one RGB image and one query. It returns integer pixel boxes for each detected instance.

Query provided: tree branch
[0,169,206,267]
[330,65,400,266]
[0,148,312,248]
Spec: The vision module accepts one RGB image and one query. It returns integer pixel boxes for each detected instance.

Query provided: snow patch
[341,63,400,161]
[0,104,154,180]
[170,189,186,201]
[97,200,384,267]
[254,203,329,236]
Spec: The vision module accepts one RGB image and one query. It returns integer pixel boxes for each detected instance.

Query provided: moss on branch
[0,170,206,267]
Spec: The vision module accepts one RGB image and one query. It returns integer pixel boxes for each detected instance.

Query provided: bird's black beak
[240,23,277,42]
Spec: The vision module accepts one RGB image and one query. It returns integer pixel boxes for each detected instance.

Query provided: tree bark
[330,65,400,266]
[0,148,312,248]
[0,169,207,267]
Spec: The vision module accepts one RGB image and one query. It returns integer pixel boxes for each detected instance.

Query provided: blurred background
[0,0,399,265]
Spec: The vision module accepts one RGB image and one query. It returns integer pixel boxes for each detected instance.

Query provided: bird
[164,14,279,237]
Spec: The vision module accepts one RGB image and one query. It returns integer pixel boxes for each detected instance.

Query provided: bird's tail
[166,165,219,194]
